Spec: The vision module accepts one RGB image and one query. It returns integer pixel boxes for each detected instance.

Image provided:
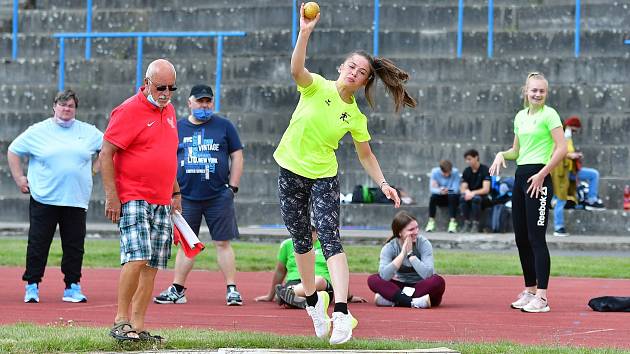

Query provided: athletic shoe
[584,200,606,211]
[460,221,471,233]
[425,218,435,232]
[226,286,243,306]
[329,311,358,345]
[553,228,569,237]
[274,284,287,306]
[154,285,187,304]
[471,221,480,233]
[24,283,39,303]
[510,290,536,309]
[62,283,87,303]
[521,296,550,313]
[447,220,458,233]
[374,293,395,307]
[411,294,431,309]
[305,291,330,338]
[276,284,306,309]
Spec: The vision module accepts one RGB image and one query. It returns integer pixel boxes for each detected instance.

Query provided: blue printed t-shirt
[8,118,103,209]
[177,115,243,200]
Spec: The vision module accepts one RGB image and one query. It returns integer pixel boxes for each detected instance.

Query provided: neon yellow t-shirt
[273,73,371,179]
[514,105,562,165]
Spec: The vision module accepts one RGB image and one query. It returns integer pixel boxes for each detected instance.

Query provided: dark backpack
[588,296,630,312]
[351,185,373,203]
[487,204,511,233]
[490,176,514,204]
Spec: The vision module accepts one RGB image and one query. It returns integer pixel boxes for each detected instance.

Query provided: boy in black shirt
[459,149,492,232]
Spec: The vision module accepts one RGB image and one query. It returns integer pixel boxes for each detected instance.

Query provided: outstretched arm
[291,3,319,87]
[254,262,287,302]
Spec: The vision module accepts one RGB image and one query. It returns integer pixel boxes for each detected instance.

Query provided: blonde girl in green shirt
[273,3,416,345]
[490,72,567,313]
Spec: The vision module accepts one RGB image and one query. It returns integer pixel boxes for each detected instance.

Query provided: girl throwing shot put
[273,2,416,345]
[489,72,567,313]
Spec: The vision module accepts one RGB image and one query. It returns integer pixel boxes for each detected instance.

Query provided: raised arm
[290,3,319,87]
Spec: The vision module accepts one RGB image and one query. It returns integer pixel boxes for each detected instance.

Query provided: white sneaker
[521,296,551,313]
[510,290,536,309]
[329,311,358,345]
[411,294,431,309]
[374,293,395,307]
[305,291,330,338]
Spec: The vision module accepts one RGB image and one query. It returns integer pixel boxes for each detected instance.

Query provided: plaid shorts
[119,200,172,269]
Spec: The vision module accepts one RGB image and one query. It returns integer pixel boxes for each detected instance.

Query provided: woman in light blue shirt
[7,89,103,304]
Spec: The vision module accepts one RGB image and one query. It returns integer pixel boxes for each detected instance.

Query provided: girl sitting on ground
[367,211,445,308]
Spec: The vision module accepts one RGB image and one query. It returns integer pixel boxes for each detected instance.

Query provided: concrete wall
[1,0,629,234]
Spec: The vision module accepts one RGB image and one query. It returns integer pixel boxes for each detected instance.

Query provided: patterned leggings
[278,167,343,259]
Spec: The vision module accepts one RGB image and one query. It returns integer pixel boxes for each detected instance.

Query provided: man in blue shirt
[154,84,244,306]
[425,160,460,233]
[7,89,103,303]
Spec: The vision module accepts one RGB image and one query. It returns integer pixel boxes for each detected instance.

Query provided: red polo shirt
[105,88,179,205]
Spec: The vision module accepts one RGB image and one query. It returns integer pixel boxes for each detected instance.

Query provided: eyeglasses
[147,78,177,92]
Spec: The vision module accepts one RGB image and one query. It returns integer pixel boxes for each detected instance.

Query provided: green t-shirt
[514,105,562,165]
[273,73,371,179]
[277,238,330,282]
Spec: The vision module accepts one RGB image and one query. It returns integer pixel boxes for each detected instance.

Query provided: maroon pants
[367,274,446,307]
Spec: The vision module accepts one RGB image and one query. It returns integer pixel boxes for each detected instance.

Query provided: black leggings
[278,167,343,259]
[512,164,552,290]
[23,197,87,286]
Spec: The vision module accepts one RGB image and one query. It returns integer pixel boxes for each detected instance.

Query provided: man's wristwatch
[406,251,414,259]
[228,185,239,194]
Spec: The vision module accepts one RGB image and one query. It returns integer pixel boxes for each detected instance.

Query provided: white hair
[145,59,176,80]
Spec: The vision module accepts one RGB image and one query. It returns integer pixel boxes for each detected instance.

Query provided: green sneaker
[425,218,435,232]
[448,220,458,233]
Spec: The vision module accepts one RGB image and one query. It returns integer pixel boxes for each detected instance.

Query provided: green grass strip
[0,238,628,278]
[0,323,627,353]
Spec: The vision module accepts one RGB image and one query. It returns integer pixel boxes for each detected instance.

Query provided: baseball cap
[565,116,582,128]
[190,84,213,99]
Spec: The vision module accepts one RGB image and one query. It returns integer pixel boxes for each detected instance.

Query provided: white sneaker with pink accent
[521,296,551,313]
[510,290,536,309]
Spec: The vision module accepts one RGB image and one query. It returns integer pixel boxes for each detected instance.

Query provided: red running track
[0,267,628,349]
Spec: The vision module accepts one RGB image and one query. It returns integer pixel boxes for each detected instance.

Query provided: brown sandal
[109,321,140,342]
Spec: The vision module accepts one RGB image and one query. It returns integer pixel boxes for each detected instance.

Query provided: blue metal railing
[291,0,298,47]
[9,0,591,61]
[52,31,246,112]
[487,0,494,58]
[373,0,380,56]
[85,0,93,59]
[456,0,464,58]
[574,0,581,57]
[12,0,18,59]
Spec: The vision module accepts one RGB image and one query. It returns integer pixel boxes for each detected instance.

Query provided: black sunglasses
[147,78,177,92]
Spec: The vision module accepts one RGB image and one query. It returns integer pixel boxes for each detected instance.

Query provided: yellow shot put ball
[304,2,320,20]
